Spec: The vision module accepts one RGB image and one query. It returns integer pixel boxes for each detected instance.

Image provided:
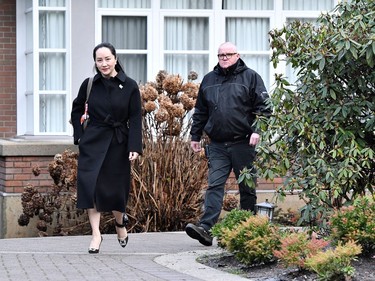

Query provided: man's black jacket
[190,58,272,142]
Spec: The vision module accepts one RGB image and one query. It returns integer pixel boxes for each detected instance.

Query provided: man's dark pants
[199,140,257,232]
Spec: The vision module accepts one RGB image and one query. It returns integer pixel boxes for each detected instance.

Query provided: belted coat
[71,71,142,212]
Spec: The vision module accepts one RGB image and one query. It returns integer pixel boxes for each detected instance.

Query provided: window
[102,16,148,84]
[164,16,210,80]
[161,0,212,9]
[226,17,271,88]
[19,0,70,135]
[223,0,273,10]
[98,0,150,8]
[283,0,334,10]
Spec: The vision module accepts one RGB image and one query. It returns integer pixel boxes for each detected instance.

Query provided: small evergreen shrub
[211,208,253,248]
[220,215,280,265]
[304,240,362,281]
[273,231,329,268]
[329,195,375,256]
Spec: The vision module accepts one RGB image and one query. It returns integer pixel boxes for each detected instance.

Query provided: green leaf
[345,40,350,50]
[333,107,341,116]
[319,141,325,150]
[366,46,374,67]
[284,158,290,169]
[349,46,358,59]
[330,90,337,100]
[319,58,326,71]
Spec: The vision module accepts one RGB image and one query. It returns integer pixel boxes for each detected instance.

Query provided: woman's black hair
[92,42,125,74]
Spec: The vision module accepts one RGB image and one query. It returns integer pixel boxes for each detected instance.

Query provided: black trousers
[200,140,257,231]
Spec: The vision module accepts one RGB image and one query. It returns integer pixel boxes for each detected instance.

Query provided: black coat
[71,71,142,212]
[190,58,271,142]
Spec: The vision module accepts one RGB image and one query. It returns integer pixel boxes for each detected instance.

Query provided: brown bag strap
[86,76,94,102]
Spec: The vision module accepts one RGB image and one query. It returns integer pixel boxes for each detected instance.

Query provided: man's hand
[249,133,260,146]
[191,141,202,153]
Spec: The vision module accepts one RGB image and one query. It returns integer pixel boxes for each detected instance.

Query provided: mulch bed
[198,251,375,281]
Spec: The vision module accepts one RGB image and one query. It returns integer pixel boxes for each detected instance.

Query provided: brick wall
[0,0,17,138]
[0,156,55,194]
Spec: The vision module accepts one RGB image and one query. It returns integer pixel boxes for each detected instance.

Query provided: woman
[71,42,142,253]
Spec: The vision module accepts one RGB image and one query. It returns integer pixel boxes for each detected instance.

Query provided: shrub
[304,240,362,281]
[128,70,208,232]
[221,215,280,265]
[18,150,89,236]
[211,208,253,248]
[256,0,375,228]
[273,231,329,268]
[329,195,375,256]
[273,208,301,226]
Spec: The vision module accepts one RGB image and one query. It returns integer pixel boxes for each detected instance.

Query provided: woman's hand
[129,152,139,161]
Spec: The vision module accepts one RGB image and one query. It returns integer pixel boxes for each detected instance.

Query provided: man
[185,42,272,246]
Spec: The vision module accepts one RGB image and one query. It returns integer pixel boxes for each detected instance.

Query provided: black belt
[92,115,128,144]
[211,135,250,145]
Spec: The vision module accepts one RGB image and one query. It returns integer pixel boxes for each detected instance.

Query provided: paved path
[0,232,249,281]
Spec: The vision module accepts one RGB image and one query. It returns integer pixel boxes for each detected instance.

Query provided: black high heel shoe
[88,236,103,254]
[115,213,129,248]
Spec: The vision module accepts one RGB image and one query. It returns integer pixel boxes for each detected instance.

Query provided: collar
[93,70,127,83]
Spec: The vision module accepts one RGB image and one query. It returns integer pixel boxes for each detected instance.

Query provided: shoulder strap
[86,77,94,102]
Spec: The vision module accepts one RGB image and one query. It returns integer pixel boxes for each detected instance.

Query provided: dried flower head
[223,194,239,211]
[32,193,45,209]
[36,220,47,232]
[155,107,169,123]
[32,166,41,176]
[18,213,30,226]
[169,103,185,118]
[24,184,37,195]
[188,71,198,81]
[144,101,157,113]
[155,70,168,91]
[21,191,33,202]
[140,83,159,101]
[181,82,199,99]
[158,95,174,111]
[162,74,182,95]
[22,201,35,217]
[179,93,196,111]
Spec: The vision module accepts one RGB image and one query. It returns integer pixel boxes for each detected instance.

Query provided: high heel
[115,213,129,248]
[88,236,103,254]
[118,236,129,248]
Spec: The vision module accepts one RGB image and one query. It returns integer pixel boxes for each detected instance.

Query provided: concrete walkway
[0,232,250,281]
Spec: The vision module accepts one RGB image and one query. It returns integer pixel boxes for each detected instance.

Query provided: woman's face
[95,47,118,78]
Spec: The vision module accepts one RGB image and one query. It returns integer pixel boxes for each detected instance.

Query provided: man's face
[217,45,239,69]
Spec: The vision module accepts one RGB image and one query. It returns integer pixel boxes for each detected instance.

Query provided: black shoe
[88,236,103,254]
[115,214,129,248]
[185,223,213,246]
[118,236,129,248]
